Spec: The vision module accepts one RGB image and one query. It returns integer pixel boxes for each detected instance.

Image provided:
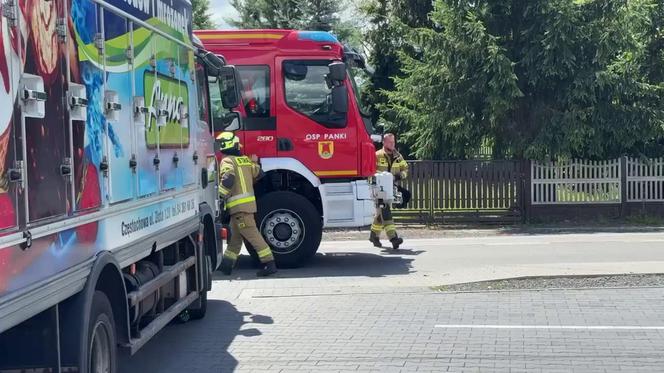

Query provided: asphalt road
[120,231,664,372]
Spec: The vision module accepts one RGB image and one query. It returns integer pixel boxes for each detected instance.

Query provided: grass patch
[555,184,620,203]
[625,213,664,226]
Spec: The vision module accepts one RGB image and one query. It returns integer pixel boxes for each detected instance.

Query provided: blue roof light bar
[297,31,339,43]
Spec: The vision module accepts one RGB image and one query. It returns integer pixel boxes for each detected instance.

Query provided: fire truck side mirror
[328,61,347,82]
[331,86,348,114]
[218,66,240,109]
[201,51,225,75]
[213,111,241,133]
[225,113,241,131]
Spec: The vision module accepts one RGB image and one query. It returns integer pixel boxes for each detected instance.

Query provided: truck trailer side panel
[0,0,221,365]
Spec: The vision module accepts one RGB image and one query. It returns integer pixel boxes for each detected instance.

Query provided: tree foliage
[228,0,351,40]
[192,0,216,30]
[228,0,303,29]
[299,0,339,31]
[379,0,664,160]
[360,0,433,155]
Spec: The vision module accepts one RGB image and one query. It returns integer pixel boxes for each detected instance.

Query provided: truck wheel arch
[257,158,324,216]
[60,252,129,368]
[259,158,321,188]
[93,260,130,346]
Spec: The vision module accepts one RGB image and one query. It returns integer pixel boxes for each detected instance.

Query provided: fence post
[522,160,532,223]
[620,156,627,218]
[428,160,435,226]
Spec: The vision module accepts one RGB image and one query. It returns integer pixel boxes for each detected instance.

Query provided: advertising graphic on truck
[196,29,379,268]
[0,0,238,370]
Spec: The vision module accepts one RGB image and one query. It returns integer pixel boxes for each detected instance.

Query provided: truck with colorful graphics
[195,30,379,268]
[0,0,239,370]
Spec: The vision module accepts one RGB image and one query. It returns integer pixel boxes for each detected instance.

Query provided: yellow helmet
[216,131,240,152]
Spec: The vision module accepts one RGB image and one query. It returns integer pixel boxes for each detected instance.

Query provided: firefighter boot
[390,236,404,250]
[257,261,278,277]
[369,231,382,248]
[220,257,234,276]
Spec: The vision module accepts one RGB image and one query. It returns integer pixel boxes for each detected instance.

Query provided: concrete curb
[323,225,664,240]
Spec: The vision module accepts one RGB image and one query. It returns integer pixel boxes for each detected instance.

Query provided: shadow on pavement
[221,250,415,281]
[379,248,425,256]
[118,300,271,373]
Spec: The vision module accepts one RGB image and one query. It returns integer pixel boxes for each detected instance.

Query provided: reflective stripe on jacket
[219,155,262,214]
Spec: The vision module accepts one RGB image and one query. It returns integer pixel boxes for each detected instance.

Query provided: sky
[210,0,238,29]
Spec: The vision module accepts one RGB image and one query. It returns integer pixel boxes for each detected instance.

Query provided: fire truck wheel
[251,191,322,268]
[87,291,117,373]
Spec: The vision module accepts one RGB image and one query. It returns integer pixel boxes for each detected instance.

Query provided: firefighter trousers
[371,202,398,240]
[223,212,275,264]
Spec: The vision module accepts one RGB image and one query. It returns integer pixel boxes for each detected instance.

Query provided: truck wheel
[87,291,117,373]
[188,291,207,320]
[252,191,322,268]
[189,255,210,320]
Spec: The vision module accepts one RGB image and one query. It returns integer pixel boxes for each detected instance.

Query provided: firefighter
[217,131,277,277]
[370,133,408,250]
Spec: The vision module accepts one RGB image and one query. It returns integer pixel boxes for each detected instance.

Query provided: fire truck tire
[87,291,117,373]
[250,191,322,268]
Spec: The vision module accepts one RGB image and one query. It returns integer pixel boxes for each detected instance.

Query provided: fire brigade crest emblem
[318,141,334,159]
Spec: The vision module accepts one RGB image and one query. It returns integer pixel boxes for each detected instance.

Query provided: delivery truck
[0,0,240,370]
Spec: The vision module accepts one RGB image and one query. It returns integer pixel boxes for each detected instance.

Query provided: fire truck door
[276,58,357,178]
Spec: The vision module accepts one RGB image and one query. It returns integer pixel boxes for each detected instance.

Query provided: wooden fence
[395,160,523,224]
[393,157,664,224]
[530,159,621,204]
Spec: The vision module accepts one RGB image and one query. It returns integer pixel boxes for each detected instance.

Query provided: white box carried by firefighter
[373,172,395,202]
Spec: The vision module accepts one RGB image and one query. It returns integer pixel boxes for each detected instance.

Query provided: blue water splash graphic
[73,0,124,160]
[82,64,104,167]
[81,64,125,165]
[71,0,96,44]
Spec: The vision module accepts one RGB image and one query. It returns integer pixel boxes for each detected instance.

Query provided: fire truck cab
[196,30,378,268]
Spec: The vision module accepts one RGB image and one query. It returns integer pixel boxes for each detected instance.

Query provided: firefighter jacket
[218,155,262,215]
[376,148,409,181]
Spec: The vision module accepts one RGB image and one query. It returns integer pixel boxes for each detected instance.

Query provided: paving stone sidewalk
[123,286,664,372]
[122,233,664,372]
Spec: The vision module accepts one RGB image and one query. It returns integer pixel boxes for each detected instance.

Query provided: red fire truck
[195,30,379,268]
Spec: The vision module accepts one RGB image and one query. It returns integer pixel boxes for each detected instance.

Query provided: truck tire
[250,191,322,268]
[186,291,207,320]
[189,255,210,320]
[87,291,117,373]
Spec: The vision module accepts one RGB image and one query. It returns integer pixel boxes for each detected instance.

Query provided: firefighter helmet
[216,131,240,152]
